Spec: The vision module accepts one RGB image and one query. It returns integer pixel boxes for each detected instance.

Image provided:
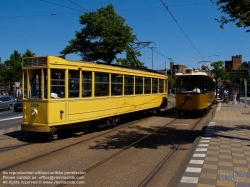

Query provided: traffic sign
[229,70,249,78]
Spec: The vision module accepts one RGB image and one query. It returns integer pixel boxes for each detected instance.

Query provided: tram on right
[175,68,216,117]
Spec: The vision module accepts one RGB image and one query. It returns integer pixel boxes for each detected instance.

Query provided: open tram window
[50,69,65,98]
[135,76,143,94]
[144,77,151,94]
[111,74,122,96]
[159,79,164,93]
[82,71,92,97]
[124,75,134,95]
[152,78,158,93]
[95,72,109,96]
[68,70,79,98]
[28,69,42,99]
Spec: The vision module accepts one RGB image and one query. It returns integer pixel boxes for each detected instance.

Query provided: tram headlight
[31,109,37,116]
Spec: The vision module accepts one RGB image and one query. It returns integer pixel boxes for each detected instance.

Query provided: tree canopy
[116,50,144,68]
[60,4,137,64]
[211,60,229,95]
[0,49,34,84]
[211,0,250,32]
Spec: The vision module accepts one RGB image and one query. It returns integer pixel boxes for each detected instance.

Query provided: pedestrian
[232,89,237,104]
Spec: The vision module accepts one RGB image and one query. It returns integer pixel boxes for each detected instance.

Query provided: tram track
[54,118,178,187]
[0,108,174,172]
[55,107,213,187]
[138,115,204,187]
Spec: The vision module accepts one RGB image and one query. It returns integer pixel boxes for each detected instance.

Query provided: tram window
[144,77,151,94]
[201,76,207,93]
[82,71,92,97]
[95,72,109,96]
[124,75,134,95]
[152,78,158,93]
[23,70,28,98]
[135,76,143,94]
[43,69,48,99]
[28,69,42,99]
[159,79,164,93]
[50,69,65,99]
[111,74,122,96]
[69,70,79,98]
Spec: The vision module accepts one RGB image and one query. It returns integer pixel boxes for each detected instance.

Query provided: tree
[168,76,175,90]
[211,61,229,96]
[0,49,34,94]
[116,50,144,68]
[60,4,137,64]
[211,0,250,32]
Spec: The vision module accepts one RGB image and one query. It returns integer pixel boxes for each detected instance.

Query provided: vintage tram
[175,68,215,117]
[21,56,168,136]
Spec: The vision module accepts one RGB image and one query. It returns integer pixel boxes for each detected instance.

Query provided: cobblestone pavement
[178,100,250,187]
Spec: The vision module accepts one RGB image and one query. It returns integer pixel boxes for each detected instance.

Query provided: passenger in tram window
[192,86,200,93]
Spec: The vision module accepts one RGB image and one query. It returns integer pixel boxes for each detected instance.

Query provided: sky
[1,0,250,70]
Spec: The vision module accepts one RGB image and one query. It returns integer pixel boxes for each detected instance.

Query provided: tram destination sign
[229,70,249,78]
[23,57,47,67]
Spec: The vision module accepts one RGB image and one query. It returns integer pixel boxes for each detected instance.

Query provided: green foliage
[60,4,137,64]
[0,49,34,84]
[116,50,144,68]
[168,76,175,89]
[211,61,229,95]
[211,61,229,81]
[211,0,250,32]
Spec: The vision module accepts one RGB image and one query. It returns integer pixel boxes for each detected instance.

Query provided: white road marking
[190,160,204,164]
[0,116,22,122]
[180,176,199,183]
[186,167,202,173]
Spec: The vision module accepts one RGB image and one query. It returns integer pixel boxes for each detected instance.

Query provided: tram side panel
[67,94,166,122]
[21,94,167,132]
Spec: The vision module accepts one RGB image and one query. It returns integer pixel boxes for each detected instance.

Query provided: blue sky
[1,0,250,70]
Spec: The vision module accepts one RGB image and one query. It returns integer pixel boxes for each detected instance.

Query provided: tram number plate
[185,95,192,100]
[31,103,39,107]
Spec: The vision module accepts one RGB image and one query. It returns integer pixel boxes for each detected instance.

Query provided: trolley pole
[149,46,156,70]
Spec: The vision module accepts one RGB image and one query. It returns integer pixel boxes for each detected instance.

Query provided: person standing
[232,89,237,104]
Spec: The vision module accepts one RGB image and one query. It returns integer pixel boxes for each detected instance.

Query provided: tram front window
[29,69,42,99]
[177,76,204,93]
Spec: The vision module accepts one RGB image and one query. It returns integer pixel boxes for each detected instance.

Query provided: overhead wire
[160,0,204,59]
[1,1,249,61]
[41,0,85,13]
[0,13,80,19]
[68,0,90,12]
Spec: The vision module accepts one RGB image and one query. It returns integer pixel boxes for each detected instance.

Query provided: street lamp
[148,46,156,69]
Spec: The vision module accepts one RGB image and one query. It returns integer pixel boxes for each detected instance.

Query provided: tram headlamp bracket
[31,109,37,116]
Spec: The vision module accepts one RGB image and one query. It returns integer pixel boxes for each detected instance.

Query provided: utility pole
[148,46,156,69]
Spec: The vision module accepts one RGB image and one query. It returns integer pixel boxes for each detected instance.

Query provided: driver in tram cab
[192,86,201,93]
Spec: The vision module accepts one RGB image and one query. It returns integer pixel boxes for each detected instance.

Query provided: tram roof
[175,68,212,76]
[22,56,167,78]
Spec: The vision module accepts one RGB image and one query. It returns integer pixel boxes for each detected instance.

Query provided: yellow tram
[21,56,168,135]
[175,68,215,117]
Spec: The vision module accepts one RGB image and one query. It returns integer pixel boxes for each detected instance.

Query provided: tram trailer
[21,56,168,136]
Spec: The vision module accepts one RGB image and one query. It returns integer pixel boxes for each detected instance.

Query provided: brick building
[225,55,242,72]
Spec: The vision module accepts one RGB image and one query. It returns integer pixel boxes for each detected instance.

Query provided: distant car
[14,99,23,112]
[0,96,13,110]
